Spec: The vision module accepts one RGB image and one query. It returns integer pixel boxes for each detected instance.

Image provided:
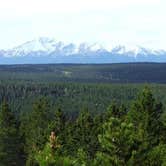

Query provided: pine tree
[48,108,65,139]
[127,87,165,165]
[94,117,136,166]
[35,132,73,166]
[0,101,20,166]
[74,110,96,157]
[21,97,52,165]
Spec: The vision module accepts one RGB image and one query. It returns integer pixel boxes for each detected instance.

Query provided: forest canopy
[0,87,166,165]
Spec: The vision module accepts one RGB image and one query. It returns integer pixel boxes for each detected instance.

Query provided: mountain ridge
[0,37,166,64]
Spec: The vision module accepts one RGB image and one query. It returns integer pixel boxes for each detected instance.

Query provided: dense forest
[0,63,166,83]
[1,82,166,116]
[1,63,166,165]
[0,87,166,165]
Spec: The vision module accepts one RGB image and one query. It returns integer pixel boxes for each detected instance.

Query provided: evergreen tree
[94,117,136,166]
[74,110,97,157]
[126,87,165,165]
[73,148,89,166]
[35,132,73,166]
[21,97,52,165]
[0,101,20,166]
[49,108,65,133]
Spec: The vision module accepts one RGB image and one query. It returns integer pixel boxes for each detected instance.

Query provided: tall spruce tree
[21,97,52,166]
[126,87,165,165]
[74,110,96,157]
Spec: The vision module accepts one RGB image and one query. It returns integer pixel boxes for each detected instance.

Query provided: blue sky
[0,0,165,49]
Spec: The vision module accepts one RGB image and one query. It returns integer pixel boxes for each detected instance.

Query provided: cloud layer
[0,0,165,49]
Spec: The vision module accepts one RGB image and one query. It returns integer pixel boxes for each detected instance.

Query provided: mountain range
[0,37,166,64]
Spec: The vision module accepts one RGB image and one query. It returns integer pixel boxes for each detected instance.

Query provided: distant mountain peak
[0,37,166,64]
[11,37,61,55]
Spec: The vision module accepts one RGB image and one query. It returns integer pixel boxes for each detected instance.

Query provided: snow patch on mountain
[1,37,166,60]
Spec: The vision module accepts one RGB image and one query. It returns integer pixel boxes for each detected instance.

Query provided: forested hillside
[1,82,166,116]
[0,63,166,83]
[0,63,166,165]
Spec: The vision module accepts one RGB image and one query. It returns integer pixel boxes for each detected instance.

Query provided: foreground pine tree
[35,132,73,166]
[94,117,136,165]
[0,101,20,166]
[21,98,52,165]
[127,87,166,165]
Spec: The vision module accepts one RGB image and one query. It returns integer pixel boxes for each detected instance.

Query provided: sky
[0,0,165,50]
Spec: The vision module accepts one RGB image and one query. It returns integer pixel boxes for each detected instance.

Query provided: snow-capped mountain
[0,37,166,64]
[3,37,106,57]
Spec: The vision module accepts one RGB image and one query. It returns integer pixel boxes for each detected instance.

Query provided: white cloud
[0,0,160,17]
[0,0,165,49]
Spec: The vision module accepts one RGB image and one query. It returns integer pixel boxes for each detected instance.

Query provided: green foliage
[73,149,89,166]
[35,143,55,166]
[1,63,166,83]
[106,102,127,120]
[72,110,100,157]
[95,118,136,166]
[0,101,21,166]
[48,108,65,134]
[146,144,166,166]
[35,133,73,166]
[93,87,166,166]
[21,98,53,165]
[1,85,166,165]
[35,144,73,166]
[126,87,165,164]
